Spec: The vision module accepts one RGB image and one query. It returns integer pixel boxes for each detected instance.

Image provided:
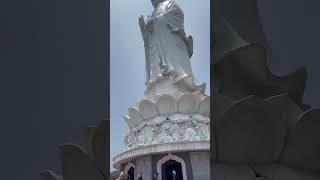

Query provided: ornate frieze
[125,112,210,150]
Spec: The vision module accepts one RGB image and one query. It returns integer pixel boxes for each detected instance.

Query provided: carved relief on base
[125,113,210,150]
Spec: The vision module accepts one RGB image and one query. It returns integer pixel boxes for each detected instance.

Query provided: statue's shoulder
[160,0,179,9]
[163,0,183,14]
[167,0,179,7]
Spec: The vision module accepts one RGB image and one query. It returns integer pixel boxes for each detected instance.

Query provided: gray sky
[110,0,210,170]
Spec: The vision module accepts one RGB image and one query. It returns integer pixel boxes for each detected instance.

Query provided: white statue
[139,0,205,98]
[172,170,176,180]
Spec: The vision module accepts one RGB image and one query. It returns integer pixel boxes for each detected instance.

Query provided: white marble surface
[190,152,210,180]
[135,156,152,180]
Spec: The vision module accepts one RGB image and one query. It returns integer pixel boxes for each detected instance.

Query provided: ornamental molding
[113,140,210,169]
[124,112,210,150]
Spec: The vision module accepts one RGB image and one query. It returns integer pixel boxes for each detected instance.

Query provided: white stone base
[113,140,209,169]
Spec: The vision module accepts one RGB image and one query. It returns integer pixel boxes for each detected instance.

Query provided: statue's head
[151,0,165,8]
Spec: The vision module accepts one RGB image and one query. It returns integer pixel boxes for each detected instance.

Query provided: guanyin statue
[139,0,205,98]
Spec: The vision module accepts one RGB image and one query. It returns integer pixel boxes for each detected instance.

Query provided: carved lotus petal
[252,164,320,180]
[123,115,135,130]
[280,108,320,172]
[212,94,234,122]
[59,144,105,180]
[83,126,97,157]
[128,107,144,127]
[214,96,287,164]
[265,94,303,130]
[178,92,201,113]
[193,91,205,100]
[198,96,210,117]
[139,99,158,119]
[41,170,62,180]
[135,121,147,132]
[91,120,108,175]
[156,94,178,115]
[213,43,307,105]
[211,164,256,179]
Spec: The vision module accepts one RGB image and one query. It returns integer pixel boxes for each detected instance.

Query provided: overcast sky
[110,0,210,170]
[1,0,320,179]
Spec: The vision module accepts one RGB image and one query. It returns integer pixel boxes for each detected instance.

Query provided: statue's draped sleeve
[160,2,193,57]
[163,2,184,32]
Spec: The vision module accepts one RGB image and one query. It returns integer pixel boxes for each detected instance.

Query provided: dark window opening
[161,159,183,180]
[128,167,134,180]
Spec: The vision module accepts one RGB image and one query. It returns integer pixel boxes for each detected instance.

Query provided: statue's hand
[146,19,154,32]
[139,15,146,33]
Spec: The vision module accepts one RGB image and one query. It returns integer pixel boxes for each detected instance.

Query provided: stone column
[135,156,152,179]
[190,152,210,180]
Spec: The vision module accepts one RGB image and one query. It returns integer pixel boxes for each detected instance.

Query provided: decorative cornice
[113,140,210,169]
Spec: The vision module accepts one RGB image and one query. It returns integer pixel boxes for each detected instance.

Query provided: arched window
[128,167,134,180]
[124,162,135,180]
[157,153,187,180]
[162,159,183,180]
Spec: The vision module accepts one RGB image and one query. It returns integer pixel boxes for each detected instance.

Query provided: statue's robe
[144,0,205,93]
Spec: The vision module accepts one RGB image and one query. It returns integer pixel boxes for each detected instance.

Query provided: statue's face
[151,0,165,8]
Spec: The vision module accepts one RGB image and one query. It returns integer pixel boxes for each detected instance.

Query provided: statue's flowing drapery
[143,1,204,93]
[145,0,190,83]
